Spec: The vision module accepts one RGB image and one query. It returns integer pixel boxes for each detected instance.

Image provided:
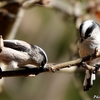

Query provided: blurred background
[0,0,100,100]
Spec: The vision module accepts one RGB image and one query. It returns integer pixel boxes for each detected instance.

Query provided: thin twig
[51,48,98,71]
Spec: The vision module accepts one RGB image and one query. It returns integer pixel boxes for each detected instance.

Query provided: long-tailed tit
[0,35,48,69]
[78,20,100,91]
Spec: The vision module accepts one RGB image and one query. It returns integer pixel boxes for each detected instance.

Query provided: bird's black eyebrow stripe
[79,23,84,36]
[85,22,96,39]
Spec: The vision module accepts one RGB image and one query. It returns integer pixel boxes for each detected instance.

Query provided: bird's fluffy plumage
[0,39,48,69]
[78,20,100,91]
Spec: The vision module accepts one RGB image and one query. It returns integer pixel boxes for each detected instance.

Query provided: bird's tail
[83,70,96,91]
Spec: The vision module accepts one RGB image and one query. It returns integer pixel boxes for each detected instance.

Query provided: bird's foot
[81,62,88,69]
[81,62,96,73]
[93,64,100,74]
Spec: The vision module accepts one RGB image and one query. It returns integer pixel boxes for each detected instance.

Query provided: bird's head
[32,45,48,68]
[79,20,100,43]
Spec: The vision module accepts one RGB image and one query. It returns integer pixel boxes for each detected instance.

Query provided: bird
[78,20,100,91]
[0,35,48,69]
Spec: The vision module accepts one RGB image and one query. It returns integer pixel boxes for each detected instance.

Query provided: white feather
[82,20,94,35]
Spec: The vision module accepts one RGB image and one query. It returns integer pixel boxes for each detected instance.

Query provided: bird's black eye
[85,34,91,39]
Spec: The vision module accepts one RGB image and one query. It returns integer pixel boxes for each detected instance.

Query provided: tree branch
[0,48,100,78]
[0,0,100,79]
[0,67,50,78]
[22,0,73,16]
[51,48,99,71]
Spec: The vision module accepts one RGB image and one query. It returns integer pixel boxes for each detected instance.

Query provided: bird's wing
[3,40,31,52]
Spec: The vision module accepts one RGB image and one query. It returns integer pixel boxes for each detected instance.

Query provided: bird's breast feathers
[79,38,100,57]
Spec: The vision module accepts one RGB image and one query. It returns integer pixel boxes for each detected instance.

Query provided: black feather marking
[85,22,96,39]
[79,23,84,36]
[28,44,37,57]
[83,78,92,91]
[30,44,37,49]
[4,41,30,52]
[83,70,93,91]
[39,50,47,67]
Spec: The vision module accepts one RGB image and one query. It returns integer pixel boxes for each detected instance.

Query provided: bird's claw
[93,64,100,74]
[81,62,88,69]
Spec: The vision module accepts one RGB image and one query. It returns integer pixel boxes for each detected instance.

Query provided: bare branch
[22,0,73,15]
[0,48,100,78]
[0,67,50,78]
[51,48,99,72]
[0,1,22,39]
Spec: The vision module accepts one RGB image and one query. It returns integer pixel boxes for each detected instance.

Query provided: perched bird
[0,35,48,69]
[78,20,100,91]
